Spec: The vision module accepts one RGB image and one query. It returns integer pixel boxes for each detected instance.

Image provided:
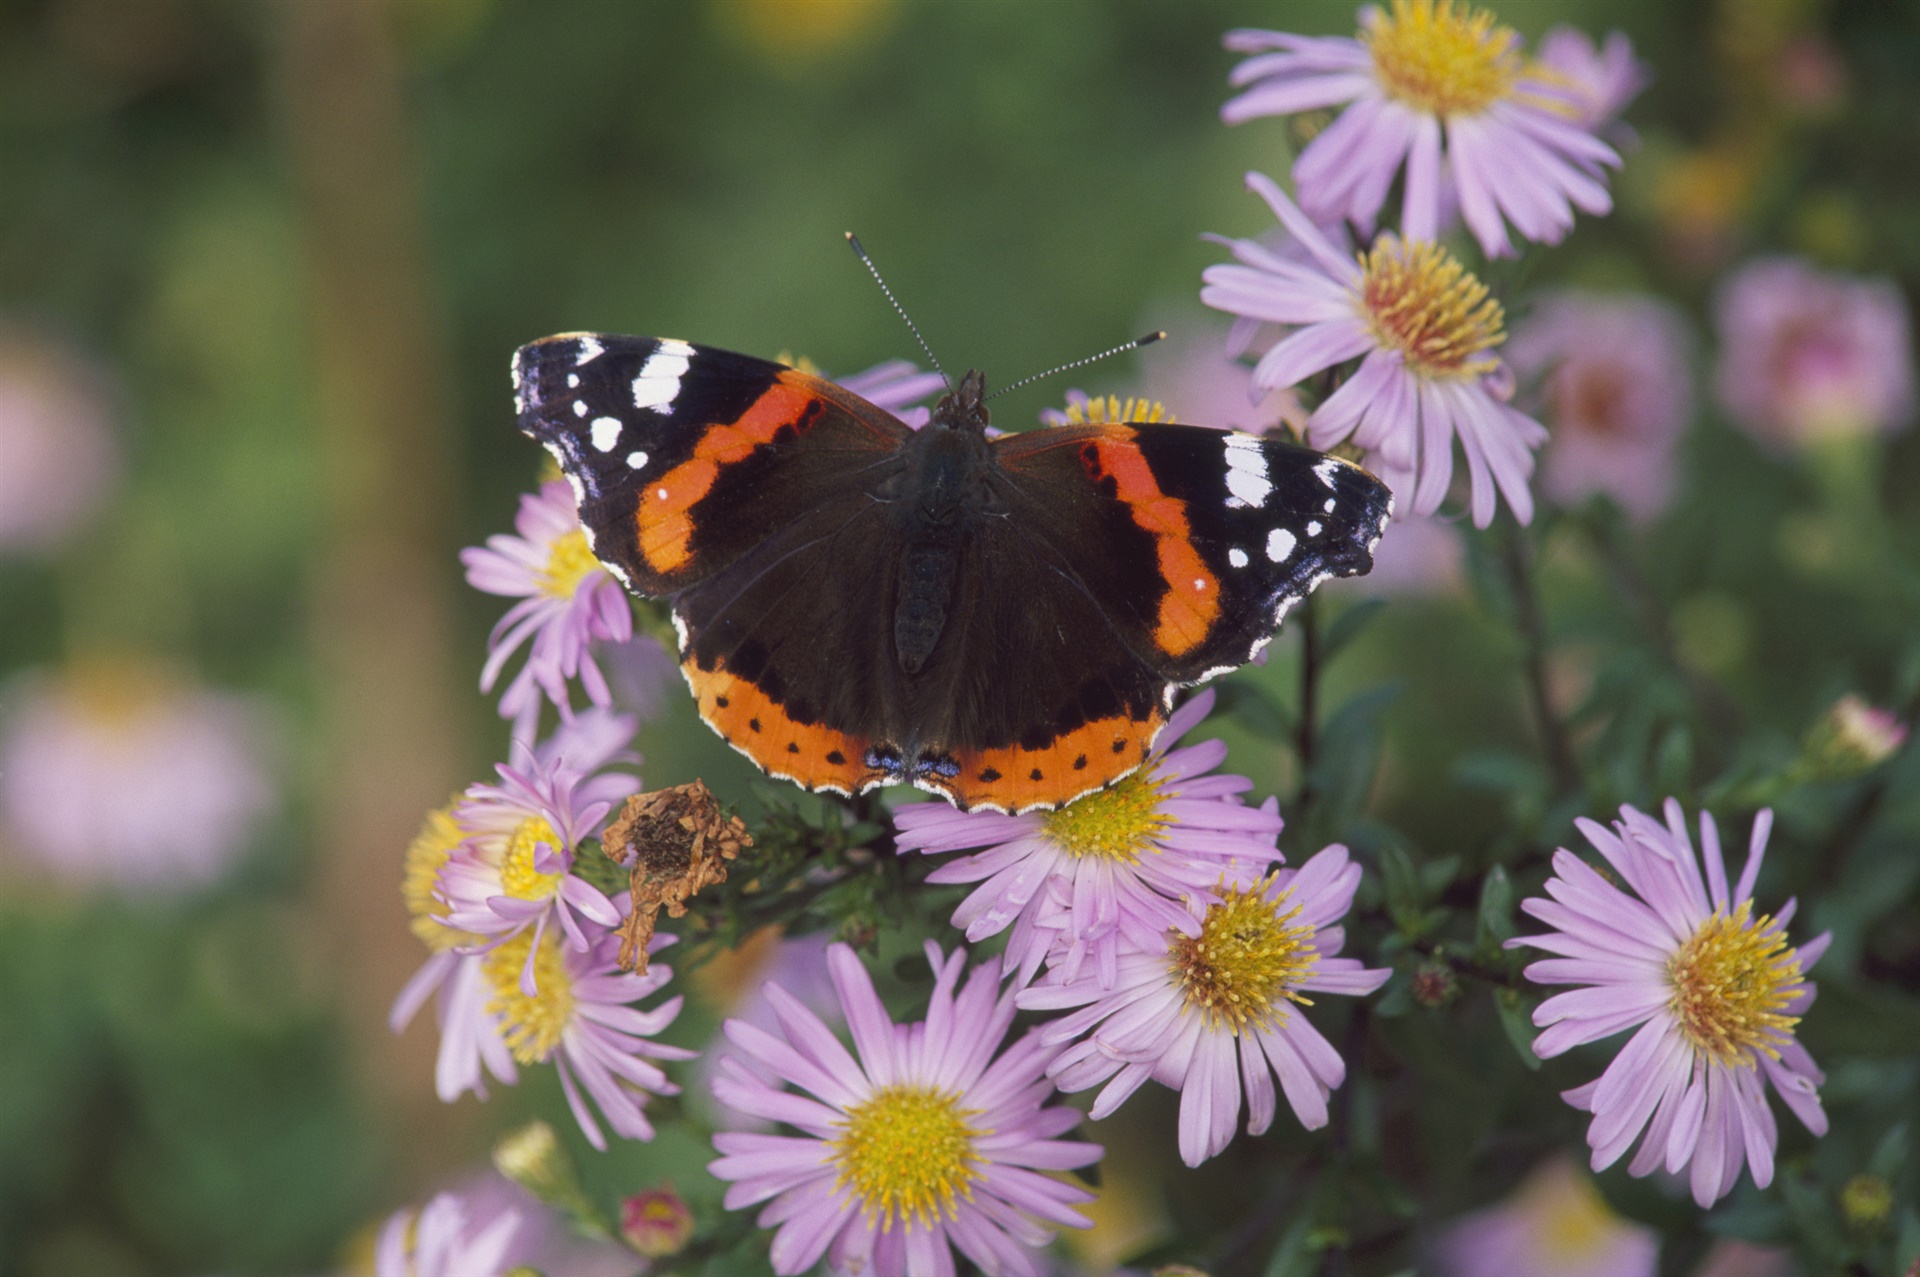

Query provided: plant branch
[1498,520,1581,798]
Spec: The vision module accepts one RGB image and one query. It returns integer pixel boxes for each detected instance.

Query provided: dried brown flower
[602,780,752,972]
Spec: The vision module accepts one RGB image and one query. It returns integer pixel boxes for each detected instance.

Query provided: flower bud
[1841,1173,1892,1231]
[1411,958,1459,1009]
[621,1185,695,1258]
[1801,695,1907,780]
[493,1120,600,1229]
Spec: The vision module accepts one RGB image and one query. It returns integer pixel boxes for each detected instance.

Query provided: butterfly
[513,334,1392,813]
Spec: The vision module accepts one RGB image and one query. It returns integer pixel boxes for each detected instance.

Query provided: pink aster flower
[893,689,1284,990]
[436,736,639,988]
[377,1189,528,1277]
[1509,801,1832,1208]
[376,1174,641,1277]
[708,941,1100,1277]
[1535,27,1651,139]
[1713,257,1915,448]
[1019,844,1390,1167]
[1506,291,1694,523]
[1222,1,1620,257]
[0,660,275,892]
[1203,171,1547,525]
[0,329,120,554]
[1431,1155,1658,1277]
[464,479,634,739]
[423,924,694,1149]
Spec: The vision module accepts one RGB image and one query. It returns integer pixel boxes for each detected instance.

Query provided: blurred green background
[2,0,1918,1274]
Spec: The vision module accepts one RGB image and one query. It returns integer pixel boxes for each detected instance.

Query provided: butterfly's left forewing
[514,334,912,596]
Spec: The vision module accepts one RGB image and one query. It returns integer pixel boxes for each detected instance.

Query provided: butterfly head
[929,369,990,436]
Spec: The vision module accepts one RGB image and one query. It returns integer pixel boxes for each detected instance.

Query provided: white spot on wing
[656,487,669,500]
[1307,520,1323,537]
[1323,498,1336,513]
[567,373,580,388]
[1267,527,1297,562]
[632,343,692,412]
[626,450,649,470]
[1222,434,1272,508]
[1314,458,1341,488]
[573,400,589,418]
[575,335,604,366]
[590,416,622,452]
[1226,467,1271,508]
[1228,547,1249,569]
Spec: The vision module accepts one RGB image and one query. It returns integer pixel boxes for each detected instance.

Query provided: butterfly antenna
[986,330,1166,402]
[846,233,952,393]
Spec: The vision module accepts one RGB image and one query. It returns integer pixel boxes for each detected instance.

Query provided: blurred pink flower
[1431,1156,1658,1277]
[835,358,946,428]
[1693,1239,1799,1277]
[1223,2,1620,257]
[1341,512,1465,596]
[692,928,845,1131]
[0,661,274,891]
[1507,291,1694,523]
[1536,28,1651,138]
[1714,257,1915,448]
[0,330,119,553]
[376,1175,637,1277]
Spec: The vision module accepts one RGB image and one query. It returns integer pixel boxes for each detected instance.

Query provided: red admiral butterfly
[513,334,1392,813]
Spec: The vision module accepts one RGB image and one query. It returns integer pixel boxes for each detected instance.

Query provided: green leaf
[1494,988,1542,1071]
[1320,598,1388,663]
[1477,865,1516,949]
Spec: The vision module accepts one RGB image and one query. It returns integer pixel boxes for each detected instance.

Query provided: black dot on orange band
[1073,755,1088,770]
[749,718,762,732]
[715,695,729,708]
[979,767,1001,782]
[1029,768,1043,781]
[1111,739,1126,753]
[826,750,846,765]
[787,741,800,753]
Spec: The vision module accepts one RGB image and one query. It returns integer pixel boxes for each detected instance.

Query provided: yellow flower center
[1667,903,1803,1063]
[402,800,483,951]
[540,528,601,599]
[1363,0,1520,117]
[500,817,567,900]
[830,1084,984,1229]
[1041,767,1171,865]
[1170,881,1319,1034]
[1060,395,1174,426]
[483,930,575,1063]
[1356,236,1505,380]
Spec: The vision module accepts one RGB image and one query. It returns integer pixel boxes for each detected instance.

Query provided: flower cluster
[895,691,1390,1168]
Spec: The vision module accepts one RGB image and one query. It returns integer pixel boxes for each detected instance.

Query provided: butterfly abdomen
[895,542,956,675]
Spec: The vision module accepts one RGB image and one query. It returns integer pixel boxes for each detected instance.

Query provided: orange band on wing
[636,376,823,576]
[1084,433,1220,657]
[683,660,892,797]
[920,708,1169,813]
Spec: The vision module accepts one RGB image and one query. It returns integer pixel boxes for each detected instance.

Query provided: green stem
[1498,520,1581,799]
[1295,592,1321,825]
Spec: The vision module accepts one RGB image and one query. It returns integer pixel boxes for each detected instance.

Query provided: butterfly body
[514,333,1392,813]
